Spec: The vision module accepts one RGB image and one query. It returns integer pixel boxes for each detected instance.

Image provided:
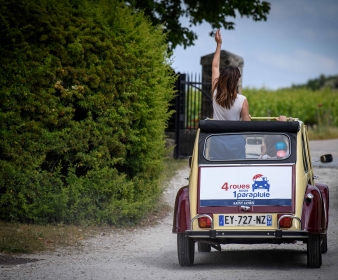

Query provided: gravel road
[1,140,338,280]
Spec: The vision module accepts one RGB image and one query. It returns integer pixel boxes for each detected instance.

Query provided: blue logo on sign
[275,141,286,150]
[267,215,272,226]
[252,175,270,192]
[219,215,224,226]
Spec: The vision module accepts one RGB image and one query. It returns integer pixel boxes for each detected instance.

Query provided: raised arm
[212,30,222,87]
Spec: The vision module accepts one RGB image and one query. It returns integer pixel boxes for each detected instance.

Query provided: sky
[171,0,338,90]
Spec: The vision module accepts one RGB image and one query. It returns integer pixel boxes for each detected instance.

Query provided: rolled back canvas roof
[199,120,300,133]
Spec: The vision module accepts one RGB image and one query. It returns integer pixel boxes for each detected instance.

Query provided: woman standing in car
[212,29,251,121]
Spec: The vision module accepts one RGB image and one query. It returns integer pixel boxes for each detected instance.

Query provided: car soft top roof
[199,120,300,133]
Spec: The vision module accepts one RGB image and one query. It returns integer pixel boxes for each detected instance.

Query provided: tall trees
[126,0,271,50]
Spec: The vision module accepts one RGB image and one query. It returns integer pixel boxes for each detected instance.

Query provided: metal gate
[174,73,213,158]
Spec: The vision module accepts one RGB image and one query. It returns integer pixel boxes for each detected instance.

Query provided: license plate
[219,215,273,226]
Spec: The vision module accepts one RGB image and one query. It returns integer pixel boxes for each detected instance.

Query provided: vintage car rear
[172,118,332,268]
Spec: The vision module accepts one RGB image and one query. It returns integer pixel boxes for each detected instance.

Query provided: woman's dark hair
[212,66,241,109]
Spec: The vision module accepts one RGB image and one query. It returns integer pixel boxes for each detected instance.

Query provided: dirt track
[1,140,338,280]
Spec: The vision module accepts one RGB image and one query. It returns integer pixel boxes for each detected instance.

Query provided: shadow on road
[190,247,307,269]
[0,254,41,266]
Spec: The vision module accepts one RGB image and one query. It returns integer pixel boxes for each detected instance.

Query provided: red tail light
[198,215,212,228]
[278,215,293,228]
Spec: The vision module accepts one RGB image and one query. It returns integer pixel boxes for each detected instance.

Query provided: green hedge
[244,87,338,126]
[0,0,176,224]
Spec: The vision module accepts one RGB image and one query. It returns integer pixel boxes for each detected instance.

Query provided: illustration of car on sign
[252,175,270,192]
[172,118,333,268]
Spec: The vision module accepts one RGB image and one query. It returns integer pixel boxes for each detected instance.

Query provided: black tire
[177,233,195,266]
[197,242,211,252]
[321,233,328,254]
[307,233,322,268]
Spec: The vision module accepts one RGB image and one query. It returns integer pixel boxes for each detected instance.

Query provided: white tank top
[213,91,246,121]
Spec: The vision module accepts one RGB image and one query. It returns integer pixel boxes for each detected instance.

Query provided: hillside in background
[291,74,338,91]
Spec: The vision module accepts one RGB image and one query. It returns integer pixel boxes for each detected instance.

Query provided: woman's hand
[275,115,288,121]
[215,29,222,45]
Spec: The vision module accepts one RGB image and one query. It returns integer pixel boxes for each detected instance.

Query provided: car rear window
[204,133,290,161]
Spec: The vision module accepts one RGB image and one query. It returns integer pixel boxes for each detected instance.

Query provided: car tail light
[278,214,293,228]
[198,215,212,228]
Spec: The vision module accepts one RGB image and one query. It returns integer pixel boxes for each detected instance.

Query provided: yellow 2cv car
[172,118,333,268]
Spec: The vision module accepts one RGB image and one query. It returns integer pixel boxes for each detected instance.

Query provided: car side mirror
[320,154,333,163]
[188,156,192,168]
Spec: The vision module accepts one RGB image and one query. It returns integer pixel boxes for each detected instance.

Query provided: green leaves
[125,0,271,50]
[0,0,176,225]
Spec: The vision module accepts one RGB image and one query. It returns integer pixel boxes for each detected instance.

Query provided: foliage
[185,90,202,129]
[243,87,338,126]
[125,0,271,50]
[0,158,187,254]
[0,0,176,224]
[291,74,338,91]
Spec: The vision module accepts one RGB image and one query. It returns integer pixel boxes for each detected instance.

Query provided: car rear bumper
[185,229,309,239]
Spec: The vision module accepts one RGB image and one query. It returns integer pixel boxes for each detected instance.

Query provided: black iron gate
[173,73,213,158]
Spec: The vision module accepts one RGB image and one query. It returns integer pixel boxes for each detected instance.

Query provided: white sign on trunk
[199,166,293,206]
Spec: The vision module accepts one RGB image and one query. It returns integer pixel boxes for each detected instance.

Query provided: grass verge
[0,222,95,254]
[307,125,338,140]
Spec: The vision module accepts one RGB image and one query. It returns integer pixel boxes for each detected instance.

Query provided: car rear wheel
[197,242,211,252]
[321,233,328,254]
[307,233,322,268]
[177,233,195,266]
